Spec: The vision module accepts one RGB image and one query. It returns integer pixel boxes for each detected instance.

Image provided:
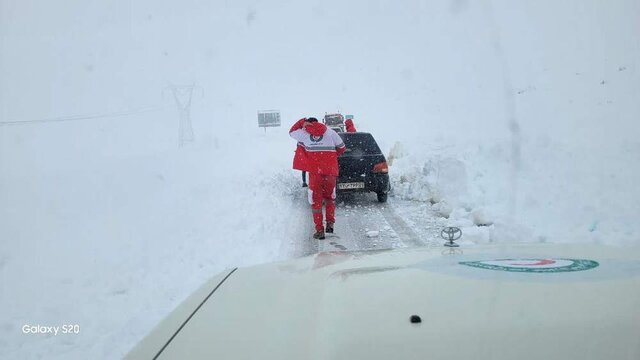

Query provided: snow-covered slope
[0,121,301,358]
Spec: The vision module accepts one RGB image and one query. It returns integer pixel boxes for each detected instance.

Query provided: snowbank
[387,136,640,246]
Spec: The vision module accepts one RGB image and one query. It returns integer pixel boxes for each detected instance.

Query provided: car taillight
[373,161,388,173]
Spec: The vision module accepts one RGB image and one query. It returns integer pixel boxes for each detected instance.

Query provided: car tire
[377,192,388,203]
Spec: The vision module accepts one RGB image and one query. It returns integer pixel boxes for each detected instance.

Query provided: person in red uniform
[290,117,346,239]
[345,118,357,132]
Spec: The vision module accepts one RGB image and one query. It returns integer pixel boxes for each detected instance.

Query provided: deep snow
[1,0,639,359]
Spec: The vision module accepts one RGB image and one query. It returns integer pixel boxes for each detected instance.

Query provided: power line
[0,106,167,126]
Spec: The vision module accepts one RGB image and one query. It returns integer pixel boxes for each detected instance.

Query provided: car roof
[127,243,640,360]
[338,132,382,155]
[338,132,377,141]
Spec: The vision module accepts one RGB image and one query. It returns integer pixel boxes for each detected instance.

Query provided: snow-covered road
[284,191,445,258]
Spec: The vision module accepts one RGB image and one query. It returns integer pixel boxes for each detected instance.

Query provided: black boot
[313,230,325,240]
[325,222,334,233]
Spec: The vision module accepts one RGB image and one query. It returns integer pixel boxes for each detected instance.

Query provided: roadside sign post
[258,110,281,133]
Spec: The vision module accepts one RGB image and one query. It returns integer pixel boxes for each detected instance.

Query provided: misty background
[1,0,639,358]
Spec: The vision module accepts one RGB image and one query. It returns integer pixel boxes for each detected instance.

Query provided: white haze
[1,0,639,358]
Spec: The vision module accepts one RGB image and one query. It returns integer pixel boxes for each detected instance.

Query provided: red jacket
[345,119,357,132]
[289,119,346,176]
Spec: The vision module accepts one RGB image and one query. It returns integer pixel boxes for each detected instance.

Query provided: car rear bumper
[337,173,390,194]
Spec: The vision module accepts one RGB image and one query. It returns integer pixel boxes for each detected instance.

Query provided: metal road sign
[258,110,281,128]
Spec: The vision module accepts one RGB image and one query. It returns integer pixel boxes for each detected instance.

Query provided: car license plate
[338,182,365,190]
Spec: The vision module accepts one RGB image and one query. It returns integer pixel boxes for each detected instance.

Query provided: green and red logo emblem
[459,258,599,273]
[310,134,323,143]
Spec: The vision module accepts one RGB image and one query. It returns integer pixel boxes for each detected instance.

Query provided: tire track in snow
[285,192,432,257]
[379,204,427,247]
[318,196,404,253]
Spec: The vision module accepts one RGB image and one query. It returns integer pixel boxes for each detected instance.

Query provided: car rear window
[324,114,344,126]
[339,133,382,155]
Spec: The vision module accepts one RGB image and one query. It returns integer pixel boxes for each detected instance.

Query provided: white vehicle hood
[127,243,640,360]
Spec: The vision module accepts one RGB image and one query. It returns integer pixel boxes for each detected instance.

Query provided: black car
[337,132,390,202]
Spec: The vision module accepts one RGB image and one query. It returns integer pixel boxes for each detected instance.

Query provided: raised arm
[289,118,308,142]
[289,118,306,133]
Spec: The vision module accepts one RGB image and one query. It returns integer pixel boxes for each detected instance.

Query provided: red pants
[308,174,337,232]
